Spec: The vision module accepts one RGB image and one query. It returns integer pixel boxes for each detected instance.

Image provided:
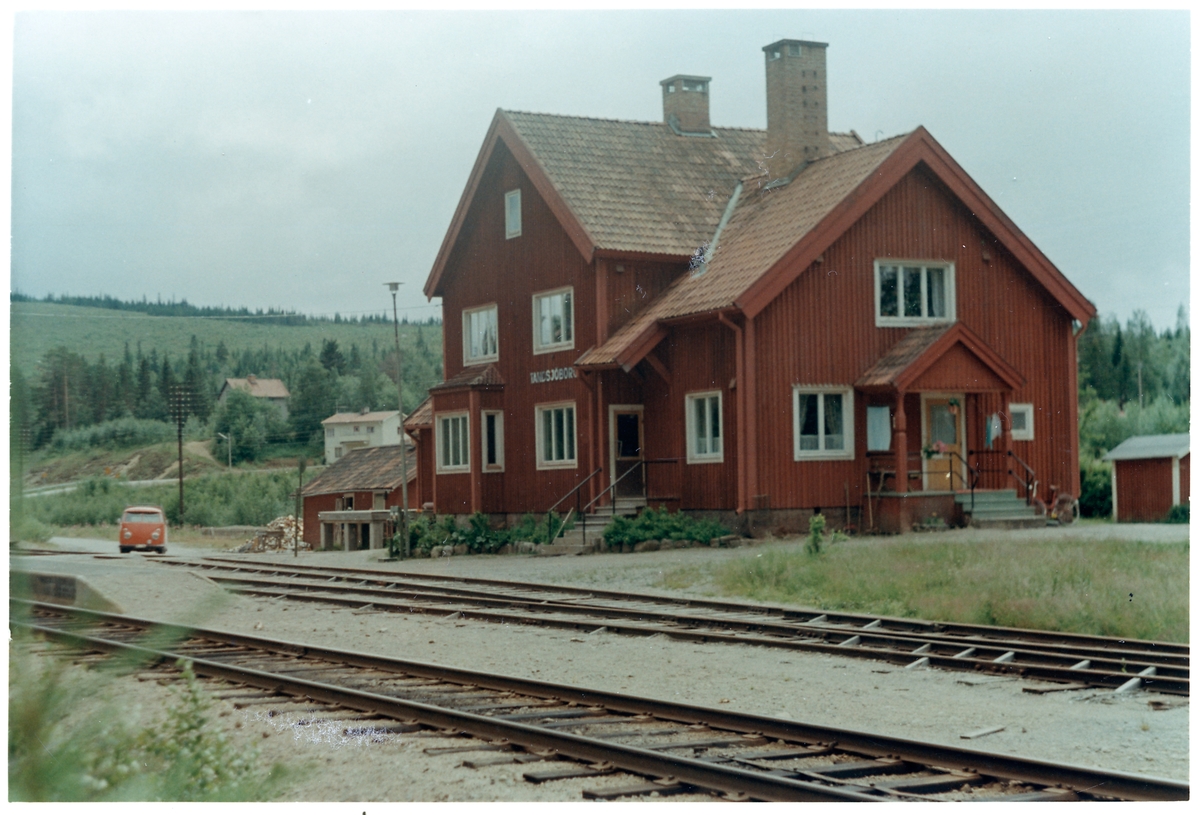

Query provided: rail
[581,458,680,515]
[546,467,603,544]
[945,450,980,510]
[1007,450,1038,505]
[14,599,1190,802]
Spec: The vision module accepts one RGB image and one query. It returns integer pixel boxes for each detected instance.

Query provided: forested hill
[10,298,444,453]
[9,299,440,379]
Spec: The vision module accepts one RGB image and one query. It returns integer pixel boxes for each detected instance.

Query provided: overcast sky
[8,9,1191,328]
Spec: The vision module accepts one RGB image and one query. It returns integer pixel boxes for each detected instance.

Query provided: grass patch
[9,628,290,801]
[707,539,1189,643]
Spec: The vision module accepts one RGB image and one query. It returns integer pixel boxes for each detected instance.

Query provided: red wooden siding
[600,259,683,341]
[643,323,739,510]
[752,165,1079,510]
[302,493,336,547]
[1114,458,1175,522]
[1181,453,1190,506]
[432,139,598,514]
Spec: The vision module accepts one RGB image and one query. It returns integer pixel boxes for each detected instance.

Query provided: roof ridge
[504,109,866,139]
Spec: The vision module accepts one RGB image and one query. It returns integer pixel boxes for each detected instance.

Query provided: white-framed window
[874,260,955,326]
[1009,403,1034,441]
[505,189,521,239]
[533,287,574,353]
[793,387,854,460]
[436,412,470,473]
[536,402,576,468]
[686,391,723,463]
[482,410,504,471]
[463,304,499,364]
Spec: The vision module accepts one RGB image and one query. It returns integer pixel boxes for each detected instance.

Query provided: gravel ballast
[15,525,1190,800]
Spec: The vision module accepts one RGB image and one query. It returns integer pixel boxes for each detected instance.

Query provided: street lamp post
[216,432,232,468]
[386,281,410,559]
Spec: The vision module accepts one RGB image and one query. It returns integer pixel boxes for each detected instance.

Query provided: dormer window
[505,189,521,239]
[874,260,955,326]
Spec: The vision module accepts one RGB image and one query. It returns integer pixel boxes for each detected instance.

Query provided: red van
[119,506,168,554]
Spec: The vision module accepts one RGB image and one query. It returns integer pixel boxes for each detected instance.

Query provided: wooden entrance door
[610,407,644,500]
[922,395,964,491]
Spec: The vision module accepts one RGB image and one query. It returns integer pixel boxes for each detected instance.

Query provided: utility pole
[170,385,192,524]
[386,281,410,559]
[295,457,306,558]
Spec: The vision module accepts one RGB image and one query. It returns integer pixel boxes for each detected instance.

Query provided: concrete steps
[956,489,1046,529]
[540,499,646,554]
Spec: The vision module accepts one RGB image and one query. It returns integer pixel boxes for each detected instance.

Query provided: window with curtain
[794,388,854,459]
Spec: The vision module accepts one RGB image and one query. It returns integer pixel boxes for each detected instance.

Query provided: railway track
[12,598,1187,802]
[145,554,1189,696]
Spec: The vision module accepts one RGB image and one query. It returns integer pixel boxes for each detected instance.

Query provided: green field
[9,301,442,377]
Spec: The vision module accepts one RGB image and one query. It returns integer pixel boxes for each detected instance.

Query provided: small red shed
[300,444,417,550]
[1103,434,1190,522]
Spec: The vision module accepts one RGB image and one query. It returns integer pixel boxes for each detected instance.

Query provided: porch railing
[945,450,981,511]
[546,467,602,544]
[1007,450,1038,505]
[581,458,680,516]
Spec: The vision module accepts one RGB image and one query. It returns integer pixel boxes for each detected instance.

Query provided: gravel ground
[12,522,1191,801]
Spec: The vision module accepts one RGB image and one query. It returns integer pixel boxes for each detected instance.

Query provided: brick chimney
[660,74,712,135]
[762,39,830,172]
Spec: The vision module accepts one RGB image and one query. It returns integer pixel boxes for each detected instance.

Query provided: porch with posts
[317,509,394,551]
[855,323,1029,533]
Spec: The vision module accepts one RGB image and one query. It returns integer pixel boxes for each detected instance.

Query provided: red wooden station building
[405,38,1096,534]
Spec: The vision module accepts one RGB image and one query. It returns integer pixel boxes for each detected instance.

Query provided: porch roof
[429,363,506,392]
[855,322,1024,393]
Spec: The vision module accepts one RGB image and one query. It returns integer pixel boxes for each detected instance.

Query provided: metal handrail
[581,458,680,515]
[1007,450,1037,504]
[945,449,980,511]
[546,467,602,544]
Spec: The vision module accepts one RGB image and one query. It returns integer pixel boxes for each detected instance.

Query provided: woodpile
[233,515,308,553]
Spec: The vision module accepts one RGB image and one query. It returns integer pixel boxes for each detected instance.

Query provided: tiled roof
[429,363,506,391]
[322,410,400,425]
[301,445,414,496]
[577,135,907,367]
[222,377,290,399]
[505,112,864,260]
[855,325,954,388]
[1102,434,1190,461]
[504,112,769,258]
[405,395,433,429]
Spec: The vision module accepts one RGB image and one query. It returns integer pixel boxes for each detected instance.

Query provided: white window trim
[435,412,470,474]
[535,401,578,470]
[462,303,499,365]
[1009,402,1034,441]
[685,390,724,464]
[532,286,575,355]
[505,189,521,239]
[793,386,855,461]
[481,409,505,472]
[873,259,956,327]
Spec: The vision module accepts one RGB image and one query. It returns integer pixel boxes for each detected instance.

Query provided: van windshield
[123,512,163,524]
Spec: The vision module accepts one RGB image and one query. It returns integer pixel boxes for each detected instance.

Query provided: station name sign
[530,367,577,384]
